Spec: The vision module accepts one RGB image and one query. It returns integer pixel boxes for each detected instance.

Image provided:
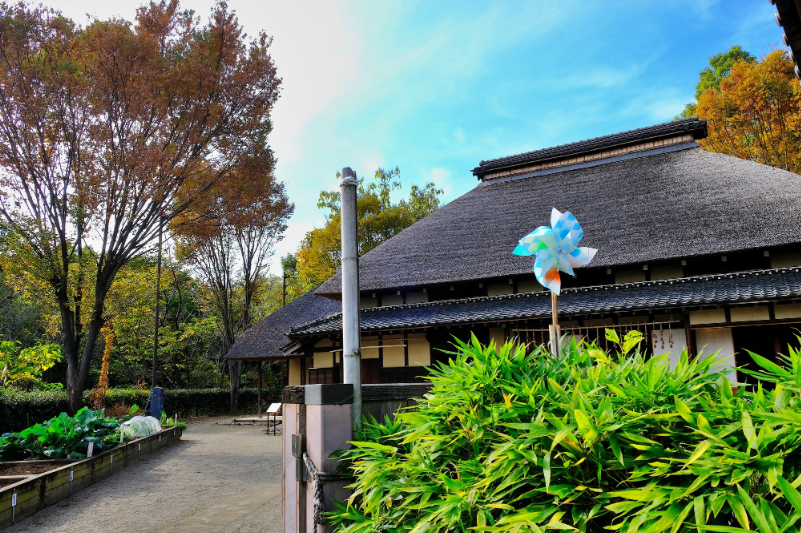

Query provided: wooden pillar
[257,363,263,419]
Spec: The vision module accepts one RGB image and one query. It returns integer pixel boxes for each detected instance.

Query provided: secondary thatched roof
[316,140,801,297]
[226,289,340,361]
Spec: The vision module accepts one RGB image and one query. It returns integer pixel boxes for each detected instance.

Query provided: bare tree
[175,151,292,413]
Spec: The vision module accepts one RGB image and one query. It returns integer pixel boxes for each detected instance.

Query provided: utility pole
[152,217,163,388]
[340,167,362,433]
[282,271,287,307]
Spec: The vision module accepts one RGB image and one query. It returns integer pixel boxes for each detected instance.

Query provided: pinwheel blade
[566,247,597,268]
[513,226,555,255]
[555,254,575,276]
[552,209,584,253]
[512,207,596,296]
[534,256,561,295]
[512,243,533,256]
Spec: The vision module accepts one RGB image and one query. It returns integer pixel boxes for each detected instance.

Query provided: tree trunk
[65,355,82,415]
[229,359,242,414]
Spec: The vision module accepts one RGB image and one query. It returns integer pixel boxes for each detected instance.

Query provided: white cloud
[259,0,362,164]
[268,218,317,274]
[426,167,454,197]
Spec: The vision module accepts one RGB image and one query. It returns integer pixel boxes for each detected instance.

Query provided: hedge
[98,387,282,418]
[0,387,281,433]
[0,389,71,435]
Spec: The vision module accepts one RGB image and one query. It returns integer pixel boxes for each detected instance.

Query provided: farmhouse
[228,117,801,386]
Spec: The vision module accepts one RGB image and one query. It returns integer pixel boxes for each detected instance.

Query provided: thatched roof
[316,138,801,297]
[298,268,801,336]
[226,289,340,360]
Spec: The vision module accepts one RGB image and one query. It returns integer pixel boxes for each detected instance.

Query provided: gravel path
[7,422,283,533]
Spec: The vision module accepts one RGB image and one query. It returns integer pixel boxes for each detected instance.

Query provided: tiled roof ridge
[472,117,707,176]
[291,267,800,335]
[285,309,344,336]
[479,141,699,187]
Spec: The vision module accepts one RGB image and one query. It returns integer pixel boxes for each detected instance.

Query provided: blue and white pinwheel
[512,208,597,295]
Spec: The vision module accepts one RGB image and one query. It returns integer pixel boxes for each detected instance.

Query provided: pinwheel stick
[550,292,560,356]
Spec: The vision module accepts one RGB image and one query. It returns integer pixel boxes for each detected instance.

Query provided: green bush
[331,334,801,532]
[0,388,70,434]
[0,386,281,433]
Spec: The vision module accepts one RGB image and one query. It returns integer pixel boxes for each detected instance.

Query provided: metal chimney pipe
[340,167,362,432]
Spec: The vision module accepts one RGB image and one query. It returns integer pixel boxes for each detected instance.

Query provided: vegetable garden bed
[0,426,182,530]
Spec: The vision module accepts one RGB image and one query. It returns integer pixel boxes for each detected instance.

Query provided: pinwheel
[512,208,597,295]
[513,208,597,355]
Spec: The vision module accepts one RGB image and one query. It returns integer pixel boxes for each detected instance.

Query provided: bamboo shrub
[331,334,801,532]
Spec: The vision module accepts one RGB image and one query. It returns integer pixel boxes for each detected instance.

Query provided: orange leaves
[697,50,801,174]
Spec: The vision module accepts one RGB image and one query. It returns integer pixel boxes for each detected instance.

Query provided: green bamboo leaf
[777,475,801,515]
[605,329,620,344]
[674,395,695,423]
[655,503,683,533]
[574,410,596,442]
[736,485,775,533]
[747,350,792,377]
[609,436,625,467]
[727,493,750,531]
[670,501,696,533]
[550,427,573,452]
[686,440,711,467]
[694,495,707,533]
[543,451,551,492]
[742,411,757,453]
[697,526,751,533]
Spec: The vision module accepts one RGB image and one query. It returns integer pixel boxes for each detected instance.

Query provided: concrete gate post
[283,384,354,533]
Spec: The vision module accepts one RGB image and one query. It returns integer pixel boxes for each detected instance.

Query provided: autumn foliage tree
[0,1,281,413]
[294,167,443,290]
[175,150,292,413]
[694,49,801,174]
[678,46,756,119]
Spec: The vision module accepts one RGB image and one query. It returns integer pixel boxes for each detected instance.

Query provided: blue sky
[49,0,781,274]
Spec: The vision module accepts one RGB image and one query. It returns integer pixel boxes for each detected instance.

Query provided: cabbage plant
[0,406,130,460]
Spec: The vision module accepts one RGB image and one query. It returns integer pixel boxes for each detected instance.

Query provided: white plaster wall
[406,291,428,304]
[695,327,736,381]
[488,283,513,296]
[382,294,403,306]
[360,296,378,308]
[771,252,801,269]
[288,359,302,386]
[407,333,430,366]
[313,352,333,368]
[614,269,646,284]
[489,327,506,348]
[517,279,544,293]
[361,336,379,359]
[775,304,801,319]
[382,334,405,367]
[690,309,726,325]
[650,264,684,280]
[730,306,769,323]
[651,327,687,370]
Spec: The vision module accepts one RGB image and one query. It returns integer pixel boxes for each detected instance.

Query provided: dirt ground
[7,419,284,533]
